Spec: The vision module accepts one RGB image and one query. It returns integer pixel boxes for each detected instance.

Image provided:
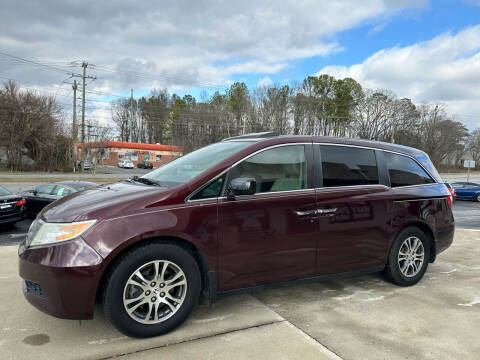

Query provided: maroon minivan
[19,133,454,337]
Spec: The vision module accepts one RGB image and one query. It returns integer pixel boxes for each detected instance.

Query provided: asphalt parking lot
[1,229,479,359]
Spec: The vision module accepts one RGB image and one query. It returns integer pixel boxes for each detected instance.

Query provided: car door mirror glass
[227,177,256,197]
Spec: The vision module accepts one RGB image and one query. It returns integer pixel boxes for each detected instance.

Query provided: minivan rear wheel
[382,227,430,286]
[102,242,201,338]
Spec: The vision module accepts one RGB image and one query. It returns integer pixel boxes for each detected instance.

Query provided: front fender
[82,201,219,273]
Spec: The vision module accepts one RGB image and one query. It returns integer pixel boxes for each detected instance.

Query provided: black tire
[382,226,430,286]
[476,194,480,202]
[102,242,201,338]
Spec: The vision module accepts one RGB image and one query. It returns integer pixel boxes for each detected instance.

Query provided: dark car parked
[451,182,480,201]
[0,185,26,225]
[19,181,97,216]
[137,161,153,169]
[19,133,454,338]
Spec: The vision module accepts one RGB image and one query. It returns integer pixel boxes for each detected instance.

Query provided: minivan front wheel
[383,227,430,286]
[103,243,201,338]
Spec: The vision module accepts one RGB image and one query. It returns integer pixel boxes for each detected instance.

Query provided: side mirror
[227,177,256,198]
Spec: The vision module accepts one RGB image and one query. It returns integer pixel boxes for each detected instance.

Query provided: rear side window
[36,184,55,195]
[54,186,72,197]
[320,145,379,187]
[383,152,434,187]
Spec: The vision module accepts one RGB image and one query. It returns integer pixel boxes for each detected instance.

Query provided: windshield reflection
[142,141,251,188]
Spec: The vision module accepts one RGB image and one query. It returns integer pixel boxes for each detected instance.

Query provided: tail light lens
[446,195,453,208]
[16,198,26,206]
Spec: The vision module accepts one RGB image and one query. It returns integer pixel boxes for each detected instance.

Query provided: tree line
[111,74,478,169]
[1,75,479,171]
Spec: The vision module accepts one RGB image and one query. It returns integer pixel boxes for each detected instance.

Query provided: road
[452,200,480,229]
[0,166,151,179]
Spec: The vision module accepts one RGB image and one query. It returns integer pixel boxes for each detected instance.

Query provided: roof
[77,141,183,152]
[223,131,279,141]
[224,133,426,157]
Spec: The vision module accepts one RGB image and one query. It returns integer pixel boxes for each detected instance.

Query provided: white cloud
[0,0,429,126]
[0,0,425,93]
[256,76,273,87]
[318,25,480,130]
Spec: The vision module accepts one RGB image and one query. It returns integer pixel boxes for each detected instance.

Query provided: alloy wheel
[123,260,187,324]
[397,236,425,278]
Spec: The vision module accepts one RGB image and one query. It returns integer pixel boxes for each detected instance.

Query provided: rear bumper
[0,214,24,224]
[18,237,104,320]
[435,223,455,256]
[0,208,25,224]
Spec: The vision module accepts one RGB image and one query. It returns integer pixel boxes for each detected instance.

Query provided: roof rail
[222,131,279,141]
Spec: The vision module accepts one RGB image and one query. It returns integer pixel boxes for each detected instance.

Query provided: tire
[382,226,430,286]
[102,242,201,338]
[476,194,480,202]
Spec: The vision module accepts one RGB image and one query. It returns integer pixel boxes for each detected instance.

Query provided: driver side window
[228,145,306,193]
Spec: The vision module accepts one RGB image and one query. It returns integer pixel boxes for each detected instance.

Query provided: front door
[218,144,318,290]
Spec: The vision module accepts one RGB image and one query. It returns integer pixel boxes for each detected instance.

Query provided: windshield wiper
[130,176,162,186]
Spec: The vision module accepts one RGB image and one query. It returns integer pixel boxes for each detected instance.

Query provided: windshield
[142,141,252,187]
[0,186,11,195]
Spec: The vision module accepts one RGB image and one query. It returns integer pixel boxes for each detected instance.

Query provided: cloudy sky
[1,0,480,129]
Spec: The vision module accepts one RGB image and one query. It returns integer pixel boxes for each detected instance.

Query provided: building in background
[77,141,183,168]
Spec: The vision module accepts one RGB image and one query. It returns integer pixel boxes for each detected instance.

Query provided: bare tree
[0,81,70,171]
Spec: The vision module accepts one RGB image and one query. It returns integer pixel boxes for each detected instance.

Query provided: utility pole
[72,80,77,171]
[130,88,134,143]
[81,62,87,172]
[71,62,96,172]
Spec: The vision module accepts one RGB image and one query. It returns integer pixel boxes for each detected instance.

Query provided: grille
[23,280,47,298]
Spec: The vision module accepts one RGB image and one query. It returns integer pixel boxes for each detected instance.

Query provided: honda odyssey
[19,133,455,338]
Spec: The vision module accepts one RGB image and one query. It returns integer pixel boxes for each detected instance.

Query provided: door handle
[295,209,317,217]
[317,208,337,215]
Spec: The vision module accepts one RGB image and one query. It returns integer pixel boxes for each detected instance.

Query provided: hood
[41,181,175,223]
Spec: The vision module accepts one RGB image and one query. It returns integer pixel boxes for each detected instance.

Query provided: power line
[89,64,226,89]
[0,51,76,75]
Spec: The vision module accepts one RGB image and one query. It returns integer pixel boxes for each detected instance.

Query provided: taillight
[446,195,453,208]
[16,198,26,206]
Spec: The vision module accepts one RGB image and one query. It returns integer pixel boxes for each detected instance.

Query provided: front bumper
[18,237,104,320]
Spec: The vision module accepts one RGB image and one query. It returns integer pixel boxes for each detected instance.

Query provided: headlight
[27,219,97,247]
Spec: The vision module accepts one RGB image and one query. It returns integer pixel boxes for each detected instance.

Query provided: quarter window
[383,152,434,187]
[320,146,379,187]
[190,176,225,200]
[228,145,306,193]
